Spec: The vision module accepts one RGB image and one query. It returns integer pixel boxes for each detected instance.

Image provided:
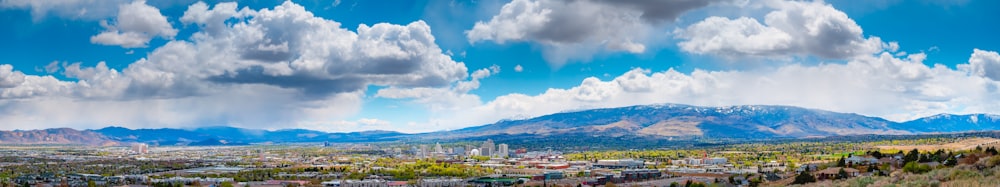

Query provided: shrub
[792,171,816,184]
[903,161,931,174]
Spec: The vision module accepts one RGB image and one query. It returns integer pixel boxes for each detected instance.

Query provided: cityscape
[1,0,999,186]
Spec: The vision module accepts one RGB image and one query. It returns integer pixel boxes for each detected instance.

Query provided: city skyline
[0,0,999,133]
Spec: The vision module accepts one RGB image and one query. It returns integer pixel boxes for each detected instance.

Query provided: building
[705,157,727,165]
[498,144,509,158]
[594,159,645,169]
[434,142,443,154]
[131,143,148,154]
[481,139,495,157]
[815,167,860,180]
[470,149,481,156]
[454,147,466,156]
[417,178,466,187]
[846,155,879,165]
[419,145,429,158]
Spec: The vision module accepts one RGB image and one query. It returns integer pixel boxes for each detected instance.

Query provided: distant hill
[0,128,117,146]
[4,104,1000,146]
[426,104,910,140]
[893,114,1000,133]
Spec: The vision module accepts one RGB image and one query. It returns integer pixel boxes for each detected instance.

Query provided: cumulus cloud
[0,1,470,131]
[90,0,178,48]
[514,64,524,72]
[675,0,884,59]
[376,65,500,111]
[410,50,1000,131]
[961,49,1000,81]
[467,0,727,66]
[0,64,26,88]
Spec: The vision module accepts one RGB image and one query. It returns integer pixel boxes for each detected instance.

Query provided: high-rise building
[481,139,495,157]
[498,143,509,158]
[434,142,444,154]
[419,145,429,158]
[131,143,148,154]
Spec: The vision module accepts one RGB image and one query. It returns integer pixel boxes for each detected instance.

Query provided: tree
[220,181,234,187]
[904,149,919,164]
[944,155,958,166]
[791,171,816,184]
[836,168,849,179]
[870,150,884,159]
[903,161,931,174]
[669,182,680,187]
[836,156,846,167]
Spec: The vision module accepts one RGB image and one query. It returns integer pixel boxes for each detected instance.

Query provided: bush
[984,156,1000,168]
[792,171,816,184]
[903,161,931,174]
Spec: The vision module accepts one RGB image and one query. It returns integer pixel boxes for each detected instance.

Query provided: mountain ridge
[2,104,1000,145]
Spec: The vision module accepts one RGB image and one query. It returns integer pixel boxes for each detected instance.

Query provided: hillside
[429,104,910,140]
[0,128,117,146]
[4,104,1000,145]
[892,114,1000,132]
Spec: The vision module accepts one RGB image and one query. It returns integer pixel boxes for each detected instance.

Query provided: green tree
[836,168,848,179]
[836,156,846,167]
[791,171,816,184]
[944,155,958,166]
[220,181,234,187]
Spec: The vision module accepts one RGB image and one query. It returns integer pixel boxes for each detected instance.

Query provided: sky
[0,0,998,133]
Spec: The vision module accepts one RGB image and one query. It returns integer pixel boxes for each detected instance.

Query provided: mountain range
[1,104,999,146]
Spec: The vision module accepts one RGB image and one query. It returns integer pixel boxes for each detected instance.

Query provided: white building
[470,149,481,156]
[131,143,148,154]
[705,157,727,165]
[434,143,443,154]
[498,144,509,158]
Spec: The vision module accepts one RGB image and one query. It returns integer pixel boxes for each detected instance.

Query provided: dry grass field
[876,137,1000,152]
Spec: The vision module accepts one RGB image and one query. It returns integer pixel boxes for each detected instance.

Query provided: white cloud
[961,48,1000,81]
[0,1,470,131]
[0,64,26,88]
[90,0,178,48]
[407,50,1000,132]
[296,118,394,133]
[514,64,524,72]
[375,65,500,112]
[675,0,884,59]
[467,0,727,67]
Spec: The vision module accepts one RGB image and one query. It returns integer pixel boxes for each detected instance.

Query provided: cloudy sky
[0,0,998,133]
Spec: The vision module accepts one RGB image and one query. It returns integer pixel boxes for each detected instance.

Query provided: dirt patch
[638,120,704,136]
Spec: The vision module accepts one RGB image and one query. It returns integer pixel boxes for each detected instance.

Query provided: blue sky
[0,0,998,132]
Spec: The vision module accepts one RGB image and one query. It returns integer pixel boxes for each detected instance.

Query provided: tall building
[434,142,444,154]
[454,147,466,156]
[498,143,509,158]
[481,139,495,157]
[419,145,429,158]
[131,143,148,154]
